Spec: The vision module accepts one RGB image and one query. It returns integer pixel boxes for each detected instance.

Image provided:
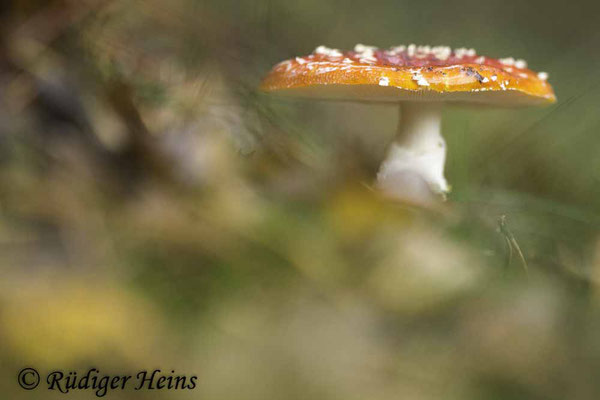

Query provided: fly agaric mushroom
[260,44,556,201]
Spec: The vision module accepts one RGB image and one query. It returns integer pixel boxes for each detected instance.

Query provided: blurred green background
[2,0,600,399]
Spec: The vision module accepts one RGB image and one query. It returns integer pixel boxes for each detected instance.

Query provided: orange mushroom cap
[260,45,556,106]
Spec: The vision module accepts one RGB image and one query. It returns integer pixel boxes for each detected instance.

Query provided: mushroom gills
[377,102,449,199]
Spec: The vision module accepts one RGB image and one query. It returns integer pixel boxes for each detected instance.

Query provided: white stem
[376,103,449,200]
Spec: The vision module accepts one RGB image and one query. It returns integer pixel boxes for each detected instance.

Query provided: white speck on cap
[415,45,431,58]
[432,46,451,60]
[538,71,549,81]
[491,75,498,81]
[386,45,406,55]
[354,44,377,53]
[411,71,430,86]
[453,47,476,58]
[379,76,390,86]
[475,56,485,63]
[500,57,515,66]
[314,45,342,57]
[354,44,378,63]
[514,59,528,69]
[296,57,307,64]
[407,44,417,56]
[481,77,489,83]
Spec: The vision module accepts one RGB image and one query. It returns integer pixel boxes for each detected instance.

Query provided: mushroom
[260,44,555,202]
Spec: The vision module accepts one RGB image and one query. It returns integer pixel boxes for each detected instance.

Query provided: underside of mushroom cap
[260,45,556,106]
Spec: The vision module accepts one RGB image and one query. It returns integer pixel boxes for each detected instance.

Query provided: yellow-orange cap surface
[260,45,556,106]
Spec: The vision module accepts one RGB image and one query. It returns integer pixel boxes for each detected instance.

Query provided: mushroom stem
[376,102,449,200]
